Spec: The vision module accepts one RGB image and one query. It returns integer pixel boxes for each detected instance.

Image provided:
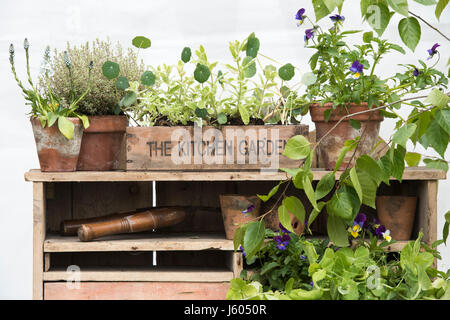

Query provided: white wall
[0,0,448,299]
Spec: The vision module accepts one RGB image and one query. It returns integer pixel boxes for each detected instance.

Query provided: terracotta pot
[77,115,129,171]
[376,195,417,240]
[219,195,261,240]
[310,103,383,170]
[31,117,84,172]
[264,205,305,235]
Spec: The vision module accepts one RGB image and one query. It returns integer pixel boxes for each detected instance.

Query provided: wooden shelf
[24,167,446,182]
[44,233,234,252]
[43,267,233,282]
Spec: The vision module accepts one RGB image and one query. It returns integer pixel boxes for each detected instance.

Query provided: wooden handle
[78,207,186,241]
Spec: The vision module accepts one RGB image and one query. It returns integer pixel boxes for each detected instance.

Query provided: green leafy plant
[112,34,306,126]
[40,38,146,116]
[10,39,91,139]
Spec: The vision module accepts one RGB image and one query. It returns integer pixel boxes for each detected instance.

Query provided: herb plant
[10,39,91,139]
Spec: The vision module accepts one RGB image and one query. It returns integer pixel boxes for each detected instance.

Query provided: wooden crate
[25,167,445,300]
[126,124,308,170]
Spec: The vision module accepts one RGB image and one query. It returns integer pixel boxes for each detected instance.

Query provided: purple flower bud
[427,43,440,59]
[239,245,246,257]
[300,255,306,260]
[330,14,345,22]
[304,28,315,41]
[242,204,255,214]
[295,8,306,21]
[413,68,419,77]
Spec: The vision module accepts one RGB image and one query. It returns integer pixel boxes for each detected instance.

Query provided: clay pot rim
[30,116,82,124]
[309,102,384,122]
[83,115,129,133]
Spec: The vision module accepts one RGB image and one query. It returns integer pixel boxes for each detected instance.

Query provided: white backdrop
[0,0,448,299]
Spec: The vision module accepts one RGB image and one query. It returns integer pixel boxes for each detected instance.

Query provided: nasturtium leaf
[405,152,421,167]
[278,63,295,81]
[350,167,363,203]
[141,71,156,86]
[435,0,449,20]
[282,135,310,160]
[195,107,208,119]
[387,0,409,16]
[194,63,211,83]
[301,72,317,86]
[264,65,277,80]
[435,109,450,134]
[119,91,137,107]
[315,172,335,200]
[392,123,417,148]
[243,221,265,259]
[243,56,256,78]
[349,119,361,130]
[283,196,306,224]
[57,116,75,140]
[181,47,192,63]
[278,205,294,233]
[115,76,130,90]
[423,158,449,172]
[132,36,151,49]
[398,17,421,52]
[327,214,349,247]
[425,88,450,108]
[246,35,260,58]
[217,112,227,125]
[102,61,120,80]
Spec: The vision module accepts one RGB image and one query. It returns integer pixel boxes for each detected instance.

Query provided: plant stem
[408,11,450,42]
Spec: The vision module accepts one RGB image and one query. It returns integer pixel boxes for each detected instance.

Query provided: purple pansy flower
[282,234,291,242]
[296,8,306,25]
[330,14,345,22]
[279,223,292,234]
[239,245,246,257]
[304,28,315,42]
[413,68,420,77]
[427,43,440,59]
[310,281,314,287]
[349,60,364,78]
[374,224,386,237]
[276,241,289,250]
[242,204,255,215]
[354,213,367,228]
[300,255,306,260]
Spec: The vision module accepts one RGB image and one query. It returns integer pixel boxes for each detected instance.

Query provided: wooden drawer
[44,282,230,300]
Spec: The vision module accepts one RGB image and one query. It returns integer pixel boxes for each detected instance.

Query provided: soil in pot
[310,103,383,170]
[376,195,417,241]
[219,195,261,240]
[31,117,84,172]
[77,115,129,171]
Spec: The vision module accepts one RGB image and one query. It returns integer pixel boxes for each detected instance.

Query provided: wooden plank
[226,252,243,278]
[44,233,234,252]
[24,167,447,182]
[33,182,46,300]
[44,282,229,300]
[44,253,51,272]
[416,180,438,245]
[46,182,72,233]
[126,125,309,170]
[43,267,233,282]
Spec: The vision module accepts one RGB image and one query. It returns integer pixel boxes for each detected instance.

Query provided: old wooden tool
[77,207,186,241]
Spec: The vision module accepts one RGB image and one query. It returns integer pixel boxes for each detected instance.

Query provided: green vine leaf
[364,2,394,36]
[282,135,310,160]
[435,0,449,20]
[283,196,306,225]
[243,221,265,259]
[392,123,417,148]
[405,152,421,167]
[387,0,409,16]
[315,172,336,200]
[350,167,363,203]
[313,0,331,21]
[425,89,450,108]
[398,17,421,51]
[327,214,349,247]
[278,204,294,233]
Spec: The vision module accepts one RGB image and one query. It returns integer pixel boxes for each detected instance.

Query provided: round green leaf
[278,63,295,81]
[115,76,129,90]
[217,112,227,124]
[194,63,211,83]
[195,107,208,119]
[243,56,256,78]
[301,72,317,86]
[141,71,156,86]
[119,91,137,107]
[181,47,192,63]
[132,36,151,49]
[246,35,260,58]
[102,61,120,80]
[398,17,421,52]
[282,135,310,160]
[243,221,265,259]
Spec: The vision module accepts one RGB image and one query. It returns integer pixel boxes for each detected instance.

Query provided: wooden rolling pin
[60,208,152,236]
[77,207,186,241]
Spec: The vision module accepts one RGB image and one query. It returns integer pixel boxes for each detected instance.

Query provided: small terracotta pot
[31,117,84,172]
[376,195,417,240]
[77,115,129,171]
[219,195,261,240]
[310,103,383,170]
[264,205,305,235]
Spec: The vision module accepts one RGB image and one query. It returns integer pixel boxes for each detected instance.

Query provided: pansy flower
[427,43,440,60]
[242,204,254,216]
[276,241,289,250]
[374,224,386,237]
[349,60,364,79]
[296,8,306,26]
[239,245,246,257]
[348,223,361,238]
[354,213,367,228]
[300,255,306,260]
[382,229,392,242]
[330,14,345,23]
[304,28,315,42]
[413,68,420,77]
[279,222,292,234]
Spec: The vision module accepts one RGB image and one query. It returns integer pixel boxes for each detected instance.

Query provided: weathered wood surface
[33,183,46,300]
[43,267,233,282]
[44,282,229,300]
[44,233,235,252]
[126,125,309,170]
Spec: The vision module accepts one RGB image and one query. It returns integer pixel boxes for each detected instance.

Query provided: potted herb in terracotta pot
[10,39,91,172]
[114,33,309,171]
[40,39,146,171]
